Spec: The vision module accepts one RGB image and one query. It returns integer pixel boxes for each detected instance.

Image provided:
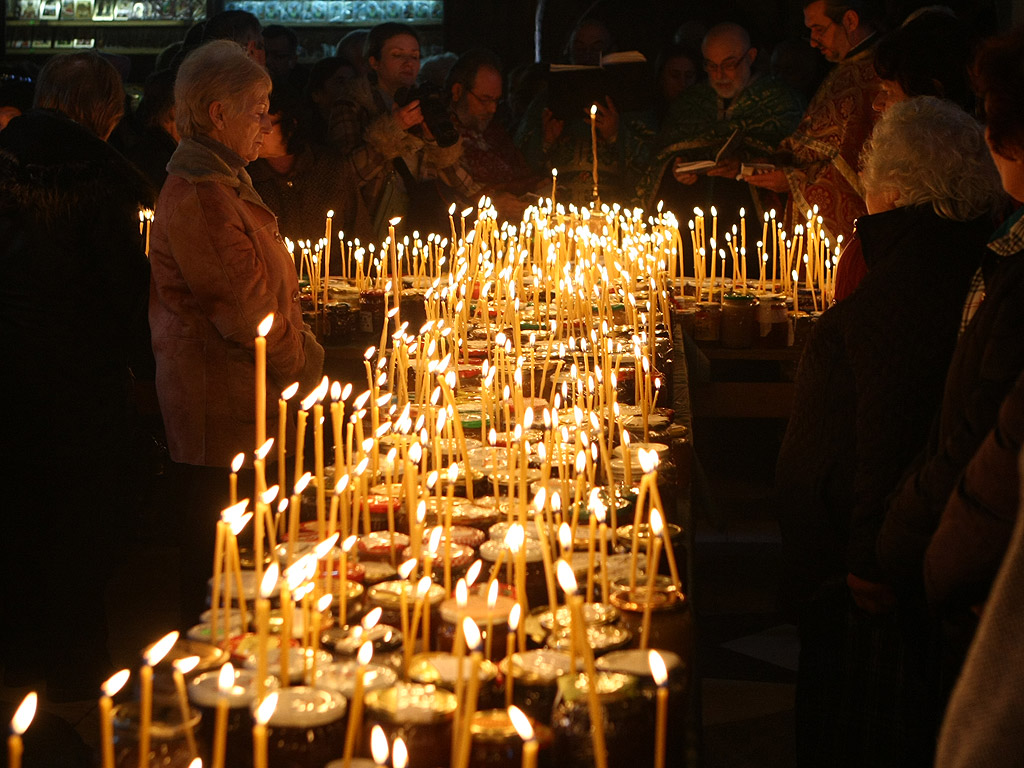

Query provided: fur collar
[167,136,270,212]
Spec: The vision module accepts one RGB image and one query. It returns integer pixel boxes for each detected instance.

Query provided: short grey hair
[175,40,271,139]
[860,96,1003,221]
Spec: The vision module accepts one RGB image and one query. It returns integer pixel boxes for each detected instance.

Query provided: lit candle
[342,641,373,767]
[508,705,538,768]
[99,670,129,768]
[393,736,409,768]
[649,651,669,768]
[171,657,199,759]
[590,104,599,201]
[255,313,274,450]
[8,692,37,768]
[640,508,664,651]
[278,382,299,494]
[211,662,234,768]
[505,603,521,708]
[550,168,558,208]
[454,618,483,768]
[370,724,389,766]
[252,692,278,768]
[229,452,244,505]
[139,631,179,768]
[256,562,279,699]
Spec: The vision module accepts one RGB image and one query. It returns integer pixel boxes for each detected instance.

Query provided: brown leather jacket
[149,136,323,467]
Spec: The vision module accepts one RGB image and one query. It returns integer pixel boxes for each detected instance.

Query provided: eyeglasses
[807,19,836,40]
[468,90,500,108]
[702,49,750,76]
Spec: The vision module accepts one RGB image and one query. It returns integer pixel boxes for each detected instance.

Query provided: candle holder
[111,702,201,768]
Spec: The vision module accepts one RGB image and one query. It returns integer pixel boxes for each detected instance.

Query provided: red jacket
[149,136,323,467]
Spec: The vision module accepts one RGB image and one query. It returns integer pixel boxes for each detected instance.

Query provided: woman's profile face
[369,33,420,95]
[218,85,272,163]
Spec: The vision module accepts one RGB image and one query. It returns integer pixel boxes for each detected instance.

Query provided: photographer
[328,22,478,240]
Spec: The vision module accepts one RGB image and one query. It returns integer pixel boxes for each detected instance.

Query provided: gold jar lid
[469,709,518,742]
[609,586,685,613]
[367,579,446,610]
[408,652,498,687]
[364,682,457,724]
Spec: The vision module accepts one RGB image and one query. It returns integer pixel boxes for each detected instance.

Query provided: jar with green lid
[720,293,759,348]
[551,672,648,768]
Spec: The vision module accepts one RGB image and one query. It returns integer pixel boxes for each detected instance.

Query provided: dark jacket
[776,205,987,608]
[879,206,1024,593]
[924,368,1024,610]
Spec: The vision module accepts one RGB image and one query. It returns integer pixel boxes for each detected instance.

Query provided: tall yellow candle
[252,692,278,768]
[279,382,299,495]
[342,641,373,767]
[211,663,234,768]
[100,671,130,768]
[640,508,664,651]
[508,706,538,768]
[255,313,274,450]
[139,631,179,768]
[649,651,669,768]
[171,657,199,759]
[8,692,37,768]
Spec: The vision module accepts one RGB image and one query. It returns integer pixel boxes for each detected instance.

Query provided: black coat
[776,205,988,609]
[879,206,1024,593]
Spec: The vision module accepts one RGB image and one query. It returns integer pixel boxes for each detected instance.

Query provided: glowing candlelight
[342,641,373,766]
[508,705,538,768]
[253,692,277,768]
[211,662,234,768]
[371,724,389,766]
[649,650,669,768]
[640,508,664,650]
[171,657,199,759]
[393,736,409,768]
[8,692,37,768]
[279,382,299,493]
[590,104,599,201]
[229,452,244,505]
[454,618,483,768]
[255,313,274,450]
[140,631,178,768]
[100,670,130,768]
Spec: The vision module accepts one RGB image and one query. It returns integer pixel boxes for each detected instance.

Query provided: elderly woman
[775,96,1003,767]
[149,40,323,619]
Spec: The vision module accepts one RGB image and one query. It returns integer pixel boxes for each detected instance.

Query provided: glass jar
[407,652,503,711]
[188,667,274,768]
[693,303,721,341]
[497,650,572,724]
[478,539,548,612]
[112,702,202,768]
[365,580,447,649]
[720,293,759,348]
[544,623,632,657]
[756,293,790,348]
[466,709,554,768]
[315,659,398,700]
[261,686,347,768]
[362,682,457,768]
[609,587,692,661]
[550,672,647,768]
[322,622,405,671]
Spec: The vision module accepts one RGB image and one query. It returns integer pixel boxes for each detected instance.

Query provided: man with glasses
[447,48,538,215]
[746,0,881,246]
[635,22,803,263]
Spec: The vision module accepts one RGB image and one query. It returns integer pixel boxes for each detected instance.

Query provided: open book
[547,51,654,119]
[673,128,743,174]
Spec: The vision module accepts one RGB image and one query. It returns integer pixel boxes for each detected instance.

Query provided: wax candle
[342,641,373,767]
[649,651,668,768]
[393,736,409,768]
[279,382,299,494]
[8,692,36,768]
[99,670,129,768]
[255,313,274,450]
[640,508,664,651]
[256,562,279,699]
[454,618,483,768]
[171,657,199,759]
[508,706,538,768]
[211,663,234,768]
[139,631,179,768]
[252,692,277,768]
[590,104,599,200]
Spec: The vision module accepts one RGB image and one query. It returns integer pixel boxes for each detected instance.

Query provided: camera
[394,82,460,148]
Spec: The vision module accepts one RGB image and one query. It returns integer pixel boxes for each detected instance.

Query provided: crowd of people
[2,1,1024,766]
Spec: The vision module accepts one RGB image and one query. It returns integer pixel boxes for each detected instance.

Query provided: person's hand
[394,99,424,131]
[672,158,698,185]
[594,97,619,143]
[847,572,897,615]
[490,191,529,221]
[745,168,788,192]
[542,108,565,147]
[708,158,741,178]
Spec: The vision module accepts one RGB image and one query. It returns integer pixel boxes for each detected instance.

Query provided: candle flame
[393,736,409,768]
[217,662,235,693]
[358,640,374,665]
[221,498,249,524]
[317,593,333,613]
[371,724,390,765]
[285,553,317,589]
[508,705,534,741]
[389,216,402,226]
[509,602,521,631]
[463,617,482,650]
[101,669,130,697]
[650,508,664,537]
[558,522,572,551]
[11,691,37,735]
[505,523,525,554]
[363,606,383,630]
[427,526,443,555]
[638,448,659,474]
[294,472,312,495]
[260,561,280,598]
[590,104,597,116]
[255,692,278,726]
[342,534,357,553]
[258,313,274,338]
[301,389,319,411]
[173,656,200,675]
[648,650,668,686]
[229,512,252,537]
[416,576,432,599]
[144,630,179,666]
[532,488,547,512]
[466,559,482,587]
[314,533,340,559]
[231,453,245,472]
[399,558,417,580]
[256,438,274,461]
[447,462,459,483]
[556,560,578,595]
[487,578,499,608]
[456,579,468,607]
[282,382,299,401]
[261,486,280,505]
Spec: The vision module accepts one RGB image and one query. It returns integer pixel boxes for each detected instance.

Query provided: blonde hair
[860,96,1003,221]
[175,40,271,139]
[34,52,124,139]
